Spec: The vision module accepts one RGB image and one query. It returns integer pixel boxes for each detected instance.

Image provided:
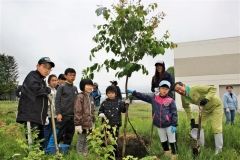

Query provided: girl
[128,80,178,159]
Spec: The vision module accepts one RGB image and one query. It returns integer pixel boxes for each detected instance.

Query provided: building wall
[174,37,240,111]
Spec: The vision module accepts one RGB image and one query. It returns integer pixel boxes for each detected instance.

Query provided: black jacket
[98,98,126,127]
[55,82,78,116]
[16,71,50,125]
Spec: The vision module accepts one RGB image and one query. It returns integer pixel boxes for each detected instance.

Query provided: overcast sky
[0,0,239,92]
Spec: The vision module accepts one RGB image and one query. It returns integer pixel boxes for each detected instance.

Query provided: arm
[151,77,155,92]
[170,101,178,126]
[55,86,63,115]
[98,102,105,115]
[223,94,228,108]
[181,96,193,120]
[132,91,153,104]
[120,101,127,113]
[74,95,83,126]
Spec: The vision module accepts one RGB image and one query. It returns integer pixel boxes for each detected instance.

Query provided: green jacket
[181,85,222,119]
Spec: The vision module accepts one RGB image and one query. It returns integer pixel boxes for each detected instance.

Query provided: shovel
[191,106,203,156]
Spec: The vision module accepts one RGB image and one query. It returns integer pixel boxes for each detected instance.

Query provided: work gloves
[190,118,199,129]
[171,126,177,133]
[199,98,209,106]
[75,126,83,134]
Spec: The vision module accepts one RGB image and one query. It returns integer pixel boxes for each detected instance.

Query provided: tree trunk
[122,76,129,157]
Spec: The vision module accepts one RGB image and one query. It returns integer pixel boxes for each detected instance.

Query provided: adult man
[174,82,223,154]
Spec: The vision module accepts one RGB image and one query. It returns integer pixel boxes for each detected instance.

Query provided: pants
[157,127,177,154]
[201,105,223,134]
[24,121,45,149]
[157,126,176,143]
[76,130,89,154]
[57,116,75,145]
[224,108,236,125]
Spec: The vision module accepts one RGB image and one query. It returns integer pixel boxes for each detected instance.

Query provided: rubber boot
[162,141,171,157]
[214,133,223,155]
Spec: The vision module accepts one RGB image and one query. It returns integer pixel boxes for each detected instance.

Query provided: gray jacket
[55,82,78,116]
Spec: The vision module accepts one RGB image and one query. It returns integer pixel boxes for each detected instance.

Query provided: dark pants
[24,121,45,149]
[57,116,75,145]
[224,108,236,125]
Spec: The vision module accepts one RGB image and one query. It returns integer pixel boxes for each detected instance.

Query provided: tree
[0,54,19,99]
[83,0,177,156]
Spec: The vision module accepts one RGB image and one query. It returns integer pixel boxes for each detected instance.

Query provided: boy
[55,68,78,145]
[16,57,55,148]
[74,79,95,156]
[98,85,129,158]
[128,80,178,159]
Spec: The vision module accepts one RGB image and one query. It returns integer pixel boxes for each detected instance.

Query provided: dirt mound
[118,134,150,158]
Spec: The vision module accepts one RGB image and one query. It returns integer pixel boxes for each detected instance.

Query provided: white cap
[159,80,171,88]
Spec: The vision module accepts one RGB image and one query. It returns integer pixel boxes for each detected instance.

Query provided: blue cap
[159,80,171,88]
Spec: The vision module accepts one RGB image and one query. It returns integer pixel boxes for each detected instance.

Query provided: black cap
[38,57,55,67]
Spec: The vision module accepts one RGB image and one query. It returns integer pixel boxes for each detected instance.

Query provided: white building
[174,37,240,110]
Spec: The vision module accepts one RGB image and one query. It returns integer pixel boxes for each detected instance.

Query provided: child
[55,68,78,145]
[90,82,101,107]
[128,80,178,159]
[74,79,95,156]
[44,74,58,148]
[16,57,55,149]
[98,85,129,158]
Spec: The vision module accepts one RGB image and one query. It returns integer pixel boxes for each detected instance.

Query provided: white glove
[99,113,106,118]
[45,117,49,125]
[125,99,130,104]
[226,108,230,112]
[75,126,83,134]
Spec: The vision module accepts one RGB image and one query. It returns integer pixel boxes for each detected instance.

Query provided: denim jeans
[224,108,236,125]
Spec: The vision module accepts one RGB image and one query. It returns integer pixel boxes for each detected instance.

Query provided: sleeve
[55,86,63,115]
[223,94,228,108]
[23,75,49,99]
[181,96,193,120]
[120,101,127,113]
[151,77,155,92]
[132,91,153,104]
[74,95,83,126]
[98,101,105,115]
[234,94,238,110]
[170,101,178,126]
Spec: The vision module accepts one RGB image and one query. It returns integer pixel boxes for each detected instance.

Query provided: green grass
[0,101,240,160]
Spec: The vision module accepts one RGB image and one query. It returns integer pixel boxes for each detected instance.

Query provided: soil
[118,134,150,158]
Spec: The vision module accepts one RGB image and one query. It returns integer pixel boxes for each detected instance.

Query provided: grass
[0,101,240,160]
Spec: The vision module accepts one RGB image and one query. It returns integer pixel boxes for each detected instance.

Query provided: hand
[199,98,209,106]
[99,113,106,118]
[170,126,177,133]
[75,126,83,134]
[226,108,230,112]
[127,89,135,94]
[125,99,130,104]
[57,114,62,122]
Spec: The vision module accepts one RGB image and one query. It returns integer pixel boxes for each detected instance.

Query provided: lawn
[0,101,239,160]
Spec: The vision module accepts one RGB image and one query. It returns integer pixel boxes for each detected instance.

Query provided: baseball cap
[159,80,171,88]
[155,60,164,66]
[38,57,55,67]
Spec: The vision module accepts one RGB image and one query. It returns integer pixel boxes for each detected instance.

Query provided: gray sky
[0,0,239,92]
